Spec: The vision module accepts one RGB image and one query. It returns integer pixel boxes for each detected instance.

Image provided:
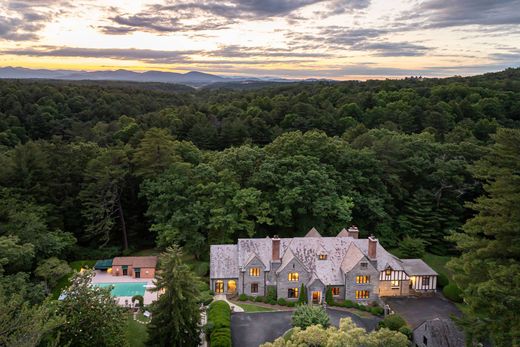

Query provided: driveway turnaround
[384,294,462,328]
[231,308,380,347]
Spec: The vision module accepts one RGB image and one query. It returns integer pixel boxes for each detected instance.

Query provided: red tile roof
[112,256,157,268]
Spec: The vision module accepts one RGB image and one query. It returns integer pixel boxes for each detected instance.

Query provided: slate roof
[305,227,322,237]
[210,228,425,283]
[210,244,238,279]
[414,318,465,347]
[402,259,438,276]
[112,256,157,268]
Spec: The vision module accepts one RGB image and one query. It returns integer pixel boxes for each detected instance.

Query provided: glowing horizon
[0,0,519,80]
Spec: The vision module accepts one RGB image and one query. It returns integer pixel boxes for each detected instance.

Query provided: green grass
[236,303,275,312]
[422,253,454,281]
[51,260,97,299]
[126,314,148,347]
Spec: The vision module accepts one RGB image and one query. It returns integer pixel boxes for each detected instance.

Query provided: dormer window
[360,262,368,269]
[318,254,328,260]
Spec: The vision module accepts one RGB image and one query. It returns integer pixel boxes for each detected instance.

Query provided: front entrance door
[312,291,321,304]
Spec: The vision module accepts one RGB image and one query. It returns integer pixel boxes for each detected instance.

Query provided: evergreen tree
[146,246,202,347]
[297,283,308,305]
[448,128,520,346]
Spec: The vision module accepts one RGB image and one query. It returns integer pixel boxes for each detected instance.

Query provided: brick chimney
[272,235,280,261]
[347,225,359,239]
[368,235,377,260]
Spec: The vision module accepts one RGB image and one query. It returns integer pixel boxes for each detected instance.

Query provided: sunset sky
[1,0,519,79]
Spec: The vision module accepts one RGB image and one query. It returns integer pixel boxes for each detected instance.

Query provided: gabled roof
[337,228,350,237]
[112,256,157,268]
[414,318,464,347]
[210,245,238,279]
[402,259,438,276]
[340,242,366,273]
[305,227,321,238]
[244,253,266,269]
[210,227,407,283]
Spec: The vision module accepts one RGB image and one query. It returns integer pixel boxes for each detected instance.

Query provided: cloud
[207,45,332,58]
[402,0,520,28]
[0,0,70,41]
[0,46,197,64]
[354,41,429,57]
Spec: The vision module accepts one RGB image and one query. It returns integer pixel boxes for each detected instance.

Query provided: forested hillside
[1,68,520,344]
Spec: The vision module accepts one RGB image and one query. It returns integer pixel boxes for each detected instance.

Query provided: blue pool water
[94,282,147,297]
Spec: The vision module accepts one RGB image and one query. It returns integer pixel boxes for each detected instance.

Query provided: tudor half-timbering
[210,226,437,303]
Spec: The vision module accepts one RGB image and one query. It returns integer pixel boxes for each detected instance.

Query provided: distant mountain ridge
[0,66,307,87]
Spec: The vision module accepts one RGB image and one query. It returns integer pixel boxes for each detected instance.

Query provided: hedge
[208,301,232,347]
[378,314,407,331]
[238,294,248,301]
[443,283,463,303]
[277,298,287,306]
[437,273,449,288]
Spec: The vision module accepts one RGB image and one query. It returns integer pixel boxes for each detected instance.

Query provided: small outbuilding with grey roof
[401,259,438,292]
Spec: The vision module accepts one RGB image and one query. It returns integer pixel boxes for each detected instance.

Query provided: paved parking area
[384,294,462,328]
[231,308,380,347]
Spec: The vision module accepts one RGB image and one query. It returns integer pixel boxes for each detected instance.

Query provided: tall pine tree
[448,128,520,346]
[146,246,202,347]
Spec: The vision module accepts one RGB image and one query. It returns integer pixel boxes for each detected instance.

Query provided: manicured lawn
[422,253,454,281]
[126,314,148,347]
[237,303,275,312]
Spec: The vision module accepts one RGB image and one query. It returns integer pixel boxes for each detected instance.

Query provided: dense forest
[1,68,520,346]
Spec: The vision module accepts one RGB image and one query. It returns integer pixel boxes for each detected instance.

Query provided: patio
[91,270,159,306]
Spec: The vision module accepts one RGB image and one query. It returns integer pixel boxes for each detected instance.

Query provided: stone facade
[344,259,380,302]
[275,257,311,301]
[210,227,438,304]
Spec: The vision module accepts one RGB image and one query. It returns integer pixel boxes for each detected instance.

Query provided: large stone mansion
[210,226,437,304]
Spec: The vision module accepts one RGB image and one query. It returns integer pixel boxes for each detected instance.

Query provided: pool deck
[91,270,159,306]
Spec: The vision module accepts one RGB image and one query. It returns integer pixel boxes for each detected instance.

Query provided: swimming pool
[94,282,147,297]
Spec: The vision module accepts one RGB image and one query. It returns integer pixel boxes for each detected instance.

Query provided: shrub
[399,326,412,339]
[325,287,334,306]
[379,314,407,331]
[370,306,384,316]
[248,296,255,301]
[398,236,426,258]
[268,299,277,305]
[238,294,247,301]
[131,295,144,308]
[443,283,463,303]
[277,298,287,306]
[357,304,367,311]
[297,284,308,305]
[209,290,215,296]
[266,285,277,302]
[254,296,265,303]
[343,300,354,308]
[287,301,296,307]
[291,305,330,330]
[208,301,232,347]
[437,273,450,288]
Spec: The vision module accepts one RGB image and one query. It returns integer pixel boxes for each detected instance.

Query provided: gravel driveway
[231,308,380,347]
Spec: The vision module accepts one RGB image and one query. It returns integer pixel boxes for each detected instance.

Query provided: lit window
[331,287,340,296]
[288,272,299,281]
[319,254,328,260]
[288,288,299,298]
[251,283,258,293]
[356,275,370,284]
[360,262,368,269]
[227,280,236,294]
[391,280,399,288]
[215,280,224,293]
[355,290,369,299]
[249,268,260,277]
